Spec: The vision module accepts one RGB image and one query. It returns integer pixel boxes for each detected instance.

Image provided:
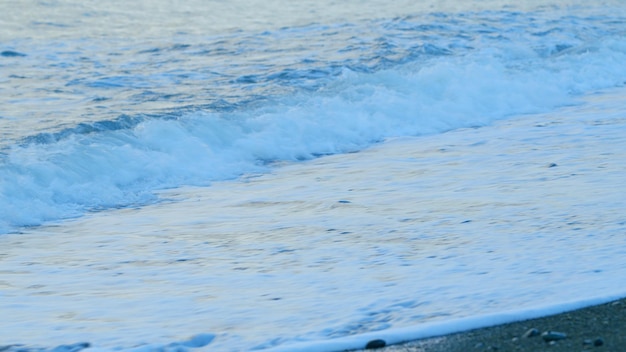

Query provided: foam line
[264,293,626,352]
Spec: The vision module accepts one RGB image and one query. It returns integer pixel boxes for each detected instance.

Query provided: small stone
[365,339,386,349]
[1,50,27,57]
[542,331,567,342]
[523,328,541,338]
[182,333,215,348]
[593,338,604,347]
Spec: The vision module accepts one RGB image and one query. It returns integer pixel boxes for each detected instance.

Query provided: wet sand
[356,297,626,352]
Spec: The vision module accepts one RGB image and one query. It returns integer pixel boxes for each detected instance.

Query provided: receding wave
[1,10,626,233]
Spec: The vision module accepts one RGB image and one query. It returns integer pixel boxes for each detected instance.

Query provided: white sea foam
[2,33,626,233]
[2,2,626,351]
[2,88,626,350]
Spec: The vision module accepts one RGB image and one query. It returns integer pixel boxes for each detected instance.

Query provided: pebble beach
[359,297,626,352]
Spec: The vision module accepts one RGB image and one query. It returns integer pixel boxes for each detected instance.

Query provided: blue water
[2,0,625,234]
[1,1,626,350]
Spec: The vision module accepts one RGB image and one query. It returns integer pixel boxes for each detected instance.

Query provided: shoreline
[356,297,626,352]
[6,297,621,352]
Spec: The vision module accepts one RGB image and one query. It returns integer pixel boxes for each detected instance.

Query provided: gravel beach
[355,298,626,352]
[2,300,624,352]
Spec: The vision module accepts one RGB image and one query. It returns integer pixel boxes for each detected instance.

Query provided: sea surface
[1,1,626,351]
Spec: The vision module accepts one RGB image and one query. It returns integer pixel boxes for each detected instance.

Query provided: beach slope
[361,298,626,352]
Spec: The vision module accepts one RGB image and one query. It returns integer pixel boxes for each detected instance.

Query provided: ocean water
[1,0,626,351]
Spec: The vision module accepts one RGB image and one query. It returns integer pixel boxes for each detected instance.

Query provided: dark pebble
[541,331,567,342]
[365,339,386,349]
[594,338,604,346]
[1,50,27,57]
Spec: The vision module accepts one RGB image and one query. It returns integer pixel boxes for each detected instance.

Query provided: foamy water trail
[2,87,626,351]
[3,2,626,351]
[2,29,626,233]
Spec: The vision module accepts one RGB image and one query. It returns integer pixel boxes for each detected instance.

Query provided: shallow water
[3,1,626,231]
[1,1,626,351]
[3,89,626,350]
